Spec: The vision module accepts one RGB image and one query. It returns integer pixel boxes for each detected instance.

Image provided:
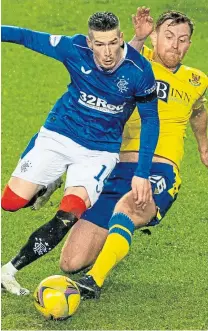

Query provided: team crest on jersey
[189,73,201,86]
[49,35,62,47]
[116,76,129,93]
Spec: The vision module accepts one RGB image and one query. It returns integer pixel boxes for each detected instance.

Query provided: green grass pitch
[1,0,208,329]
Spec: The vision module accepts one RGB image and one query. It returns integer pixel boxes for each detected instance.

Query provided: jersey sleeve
[134,61,159,179]
[1,25,74,63]
[192,90,207,110]
[135,59,157,100]
[192,74,208,111]
[134,98,159,179]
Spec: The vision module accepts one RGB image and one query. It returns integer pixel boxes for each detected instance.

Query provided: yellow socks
[87,213,135,287]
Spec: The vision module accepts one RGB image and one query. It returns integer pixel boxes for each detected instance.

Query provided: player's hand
[199,147,208,167]
[131,176,152,209]
[132,6,154,41]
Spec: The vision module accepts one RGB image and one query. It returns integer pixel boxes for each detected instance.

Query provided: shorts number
[94,165,108,193]
[156,178,166,194]
[149,175,167,194]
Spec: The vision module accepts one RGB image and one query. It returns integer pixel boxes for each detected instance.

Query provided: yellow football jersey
[121,45,208,170]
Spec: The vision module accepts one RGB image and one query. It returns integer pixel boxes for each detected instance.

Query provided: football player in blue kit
[1,10,159,295]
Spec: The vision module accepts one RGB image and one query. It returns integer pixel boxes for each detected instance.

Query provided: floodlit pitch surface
[1,0,208,329]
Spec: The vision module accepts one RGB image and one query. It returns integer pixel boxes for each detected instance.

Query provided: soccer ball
[33,275,81,320]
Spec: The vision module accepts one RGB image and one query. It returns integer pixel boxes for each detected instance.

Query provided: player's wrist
[198,142,208,153]
[134,168,149,179]
[133,35,146,42]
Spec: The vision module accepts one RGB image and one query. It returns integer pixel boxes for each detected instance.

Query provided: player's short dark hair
[155,11,194,36]
[88,12,119,32]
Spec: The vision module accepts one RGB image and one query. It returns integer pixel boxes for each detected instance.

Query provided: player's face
[153,20,191,70]
[87,29,124,69]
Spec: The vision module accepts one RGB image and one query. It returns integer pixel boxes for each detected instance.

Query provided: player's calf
[1,194,87,295]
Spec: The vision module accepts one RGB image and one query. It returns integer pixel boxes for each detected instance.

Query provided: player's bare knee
[59,256,71,273]
[59,254,83,274]
[64,187,91,208]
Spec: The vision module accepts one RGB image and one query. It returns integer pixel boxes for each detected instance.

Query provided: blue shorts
[82,162,181,229]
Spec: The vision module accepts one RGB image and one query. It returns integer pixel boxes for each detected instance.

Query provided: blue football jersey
[2,26,159,178]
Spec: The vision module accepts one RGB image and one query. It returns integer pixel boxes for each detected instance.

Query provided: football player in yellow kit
[73,9,208,298]
[2,7,208,297]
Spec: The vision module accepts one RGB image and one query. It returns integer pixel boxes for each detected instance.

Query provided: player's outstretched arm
[131,59,159,208]
[129,6,154,52]
[190,101,208,167]
[132,96,159,208]
[1,25,71,62]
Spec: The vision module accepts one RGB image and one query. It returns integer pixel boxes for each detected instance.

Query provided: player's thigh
[114,190,157,227]
[4,133,41,200]
[12,128,68,192]
[65,150,119,207]
[8,177,43,200]
[114,163,181,228]
[60,219,108,272]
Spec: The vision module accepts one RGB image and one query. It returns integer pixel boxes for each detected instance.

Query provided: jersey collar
[172,63,182,74]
